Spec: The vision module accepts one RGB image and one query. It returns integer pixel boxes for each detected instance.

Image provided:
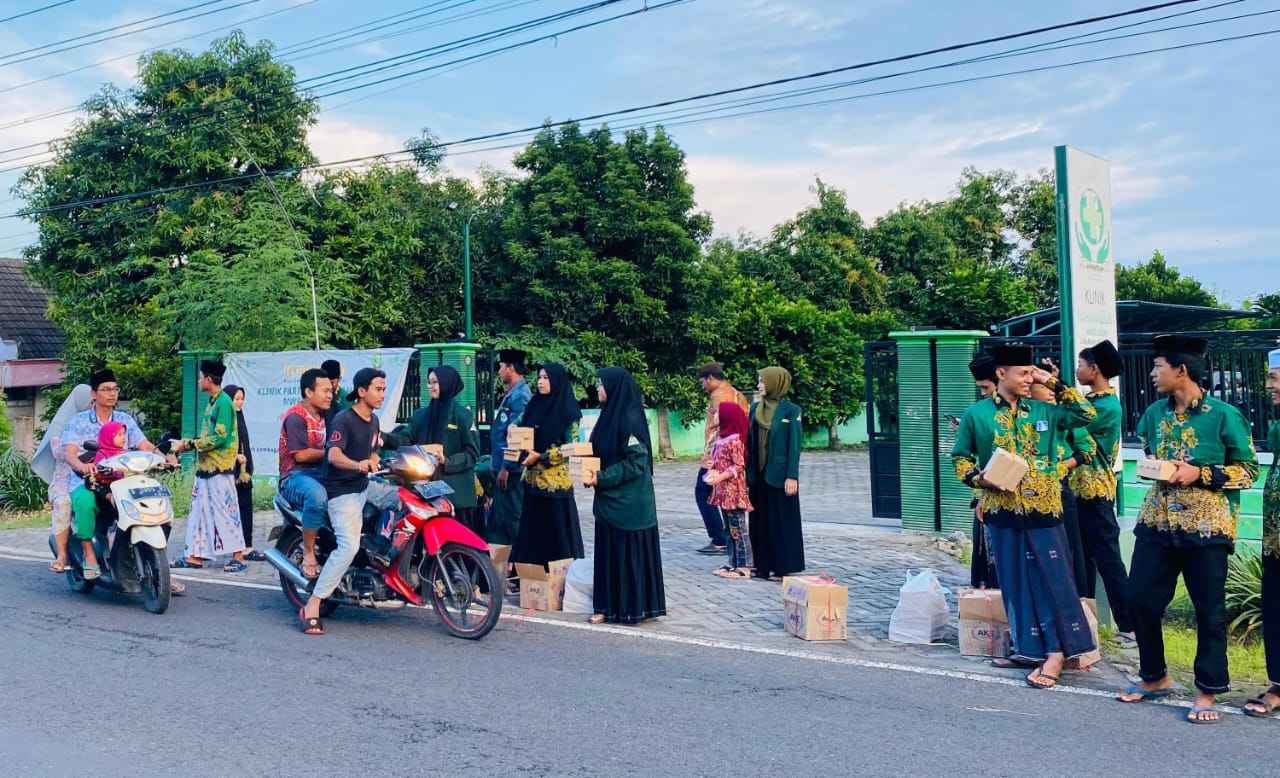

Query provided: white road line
[0,550,1238,715]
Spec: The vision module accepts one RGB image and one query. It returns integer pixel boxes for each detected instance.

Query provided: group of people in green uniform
[956,335,1280,724]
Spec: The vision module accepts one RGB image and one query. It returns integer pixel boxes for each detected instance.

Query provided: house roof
[0,258,65,360]
[995,300,1259,337]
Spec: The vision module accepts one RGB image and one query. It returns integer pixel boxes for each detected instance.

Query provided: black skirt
[236,480,253,549]
[749,480,805,578]
[1060,479,1090,595]
[592,518,666,624]
[970,515,998,589]
[510,491,584,565]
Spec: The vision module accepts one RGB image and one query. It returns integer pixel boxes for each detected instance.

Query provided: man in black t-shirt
[302,367,399,633]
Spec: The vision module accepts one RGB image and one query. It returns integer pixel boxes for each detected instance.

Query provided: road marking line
[0,550,1239,714]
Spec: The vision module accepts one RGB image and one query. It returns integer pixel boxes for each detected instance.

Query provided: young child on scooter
[91,422,128,505]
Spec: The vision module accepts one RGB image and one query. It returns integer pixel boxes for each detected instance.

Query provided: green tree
[1249,292,1280,328]
[1115,250,1221,308]
[18,33,318,431]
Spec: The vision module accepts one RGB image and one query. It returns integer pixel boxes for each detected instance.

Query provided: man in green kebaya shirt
[952,344,1096,689]
[1244,347,1280,718]
[1118,335,1258,724]
[1073,339,1132,640]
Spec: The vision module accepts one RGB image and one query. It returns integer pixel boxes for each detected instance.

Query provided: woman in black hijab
[584,368,665,624]
[510,363,585,566]
[409,365,480,532]
[223,386,264,569]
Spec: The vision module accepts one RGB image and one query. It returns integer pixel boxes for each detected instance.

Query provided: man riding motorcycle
[277,368,333,580]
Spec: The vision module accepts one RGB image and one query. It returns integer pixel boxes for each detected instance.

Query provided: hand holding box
[981,448,1029,492]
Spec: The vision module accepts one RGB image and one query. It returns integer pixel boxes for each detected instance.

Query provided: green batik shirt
[193,390,238,478]
[1069,390,1121,501]
[1135,394,1258,547]
[1264,421,1280,558]
[1059,426,1097,482]
[952,377,1096,528]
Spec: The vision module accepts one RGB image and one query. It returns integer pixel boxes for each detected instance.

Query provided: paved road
[0,557,1271,777]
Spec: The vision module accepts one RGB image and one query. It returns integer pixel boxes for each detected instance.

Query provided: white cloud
[1124,226,1280,260]
[306,118,404,167]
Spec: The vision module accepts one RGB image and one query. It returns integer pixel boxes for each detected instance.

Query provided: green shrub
[1225,550,1265,641]
[0,448,48,511]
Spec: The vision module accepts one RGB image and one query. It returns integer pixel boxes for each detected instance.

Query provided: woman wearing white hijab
[33,384,93,573]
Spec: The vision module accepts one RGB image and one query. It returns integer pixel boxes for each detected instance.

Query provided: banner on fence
[223,348,416,478]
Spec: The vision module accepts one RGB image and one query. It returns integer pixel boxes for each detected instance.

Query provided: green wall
[576,408,868,457]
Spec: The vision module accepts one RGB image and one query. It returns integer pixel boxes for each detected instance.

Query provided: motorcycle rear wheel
[277,530,339,617]
[426,543,502,640]
[136,544,171,614]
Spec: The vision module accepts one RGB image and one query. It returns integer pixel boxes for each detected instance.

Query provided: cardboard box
[423,444,445,462]
[1069,598,1102,670]
[1137,458,1178,481]
[781,575,848,641]
[507,426,535,451]
[957,588,1011,658]
[502,447,523,463]
[569,456,601,485]
[562,441,593,457]
[488,544,511,574]
[515,559,573,611]
[982,448,1029,491]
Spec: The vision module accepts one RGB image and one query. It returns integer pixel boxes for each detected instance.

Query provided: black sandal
[299,607,324,636]
[171,558,203,569]
[1026,667,1060,689]
[1244,685,1280,718]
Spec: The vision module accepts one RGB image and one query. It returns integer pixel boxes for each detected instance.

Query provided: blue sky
[0,0,1273,304]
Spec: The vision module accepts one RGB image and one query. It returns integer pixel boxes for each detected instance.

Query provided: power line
[275,0,466,54]
[0,1,82,25]
[11,23,1277,223]
[279,0,484,57]
[0,0,258,70]
[1,0,237,61]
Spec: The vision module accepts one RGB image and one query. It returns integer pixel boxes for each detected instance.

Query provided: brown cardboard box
[507,426,535,451]
[1137,458,1178,481]
[569,456,601,486]
[957,588,1011,658]
[515,559,573,611]
[424,444,445,462]
[1069,598,1102,670]
[502,447,523,463]
[562,441,594,457]
[982,448,1029,491]
[488,544,511,575]
[781,575,848,641]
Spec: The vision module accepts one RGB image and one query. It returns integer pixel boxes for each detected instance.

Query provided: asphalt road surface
[0,556,1272,777]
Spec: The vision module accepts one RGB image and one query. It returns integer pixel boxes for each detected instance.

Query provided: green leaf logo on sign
[1074,188,1110,266]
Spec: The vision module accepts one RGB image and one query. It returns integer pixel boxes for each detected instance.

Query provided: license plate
[129,486,170,500]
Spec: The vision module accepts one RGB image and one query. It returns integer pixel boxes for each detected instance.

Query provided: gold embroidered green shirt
[193,390,238,478]
[1069,390,1121,501]
[1135,394,1258,546]
[952,378,1096,527]
[523,424,576,497]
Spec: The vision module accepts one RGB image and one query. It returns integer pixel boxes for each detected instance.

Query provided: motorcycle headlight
[407,502,437,520]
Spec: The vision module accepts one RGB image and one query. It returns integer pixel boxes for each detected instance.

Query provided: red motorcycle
[265,446,501,639]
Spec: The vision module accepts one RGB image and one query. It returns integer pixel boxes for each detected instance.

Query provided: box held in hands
[1137,458,1177,481]
[982,448,1029,491]
[781,575,848,641]
[569,456,601,485]
[507,426,535,451]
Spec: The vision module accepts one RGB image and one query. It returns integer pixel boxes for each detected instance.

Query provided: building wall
[2,385,49,456]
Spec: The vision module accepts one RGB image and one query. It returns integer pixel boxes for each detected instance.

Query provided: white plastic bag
[887,568,952,644]
[561,558,595,614]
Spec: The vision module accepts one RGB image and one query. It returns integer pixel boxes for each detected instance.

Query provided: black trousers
[1263,553,1280,685]
[236,481,253,549]
[1128,538,1230,694]
[1076,497,1132,632]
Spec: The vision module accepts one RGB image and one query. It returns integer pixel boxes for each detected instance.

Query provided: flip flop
[715,568,750,579]
[49,560,68,574]
[1116,684,1173,703]
[223,560,247,573]
[82,563,100,581]
[170,558,203,569]
[1026,668,1059,689]
[1244,686,1280,718]
[243,550,268,562]
[1186,705,1220,724]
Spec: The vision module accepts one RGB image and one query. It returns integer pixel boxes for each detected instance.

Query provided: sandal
[1026,667,1059,690]
[301,560,321,579]
[243,550,268,562]
[1116,683,1173,704]
[82,563,101,581]
[587,614,606,625]
[171,580,186,596]
[171,558,203,569]
[49,560,68,574]
[1186,705,1220,724]
[715,568,750,579]
[991,657,1038,669]
[223,560,247,573]
[299,607,324,636]
[1244,685,1280,718]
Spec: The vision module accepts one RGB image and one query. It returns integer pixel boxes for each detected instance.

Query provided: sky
[0,0,1273,304]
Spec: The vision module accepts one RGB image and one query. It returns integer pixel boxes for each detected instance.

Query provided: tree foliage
[1115,250,1221,308]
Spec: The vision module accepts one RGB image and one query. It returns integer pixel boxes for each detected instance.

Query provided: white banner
[223,348,416,478]
[1057,146,1119,361]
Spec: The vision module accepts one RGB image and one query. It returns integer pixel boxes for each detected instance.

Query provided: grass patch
[1162,624,1270,687]
[157,471,278,517]
[0,509,49,530]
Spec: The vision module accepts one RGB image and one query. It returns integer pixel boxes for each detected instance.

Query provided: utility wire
[9,24,1278,222]
[1,0,238,61]
[0,1,82,25]
[279,0,484,57]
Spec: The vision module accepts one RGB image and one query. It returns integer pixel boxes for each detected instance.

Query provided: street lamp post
[450,202,477,341]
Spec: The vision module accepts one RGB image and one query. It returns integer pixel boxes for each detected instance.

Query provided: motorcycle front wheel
[426,543,502,640]
[135,544,171,614]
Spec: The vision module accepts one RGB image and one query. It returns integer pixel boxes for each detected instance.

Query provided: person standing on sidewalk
[170,360,247,571]
[1117,335,1257,723]
[694,363,748,555]
[967,354,998,589]
[583,368,666,625]
[1245,347,1280,718]
[223,386,265,565]
[408,366,480,533]
[483,349,532,546]
[705,401,753,579]
[747,366,804,581]
[1073,339,1133,640]
[952,344,1097,690]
